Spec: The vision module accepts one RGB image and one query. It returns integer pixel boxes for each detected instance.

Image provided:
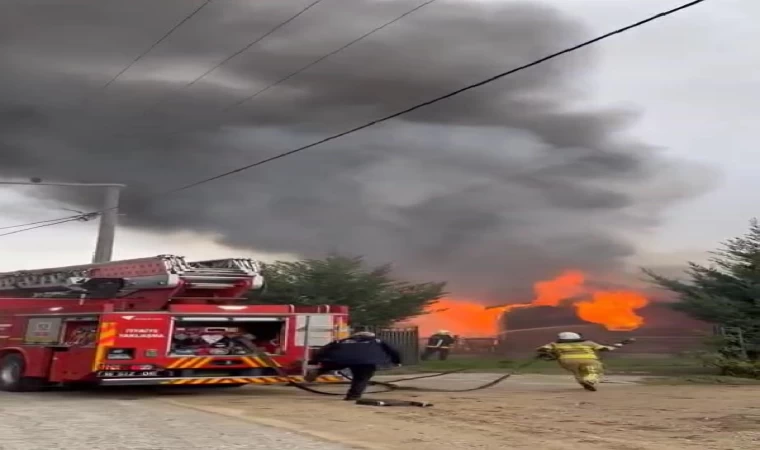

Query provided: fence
[363,326,420,365]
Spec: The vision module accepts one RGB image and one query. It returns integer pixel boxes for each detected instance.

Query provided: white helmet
[352,331,376,338]
[558,332,581,341]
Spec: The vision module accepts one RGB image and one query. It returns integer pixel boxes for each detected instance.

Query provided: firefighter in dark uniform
[305,330,402,401]
[421,330,455,361]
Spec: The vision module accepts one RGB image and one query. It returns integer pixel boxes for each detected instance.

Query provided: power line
[0,215,84,230]
[161,0,709,194]
[4,0,707,238]
[139,0,325,116]
[224,0,439,111]
[92,0,214,95]
[0,216,90,238]
[119,0,434,137]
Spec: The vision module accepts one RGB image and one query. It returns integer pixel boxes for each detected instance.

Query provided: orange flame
[407,270,650,337]
[410,299,508,338]
[575,291,649,331]
[533,270,585,306]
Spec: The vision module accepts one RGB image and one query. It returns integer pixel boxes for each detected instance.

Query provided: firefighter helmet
[352,331,376,338]
[557,332,582,340]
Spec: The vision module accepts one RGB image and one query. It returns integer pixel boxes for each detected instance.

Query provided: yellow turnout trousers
[559,358,604,387]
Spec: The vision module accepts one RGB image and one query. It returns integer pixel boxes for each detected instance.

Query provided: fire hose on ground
[251,338,636,406]
[345,337,638,393]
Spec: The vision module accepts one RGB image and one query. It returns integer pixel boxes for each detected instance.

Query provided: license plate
[98,371,159,377]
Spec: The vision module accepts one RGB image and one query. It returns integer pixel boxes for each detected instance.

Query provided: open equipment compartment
[169,316,285,356]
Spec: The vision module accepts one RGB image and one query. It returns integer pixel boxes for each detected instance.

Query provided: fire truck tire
[0,353,46,392]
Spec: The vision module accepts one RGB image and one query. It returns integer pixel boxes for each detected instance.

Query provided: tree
[253,255,446,327]
[644,219,760,360]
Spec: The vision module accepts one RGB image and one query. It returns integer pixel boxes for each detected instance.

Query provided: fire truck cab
[0,255,349,392]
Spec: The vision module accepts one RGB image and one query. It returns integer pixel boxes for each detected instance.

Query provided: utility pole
[0,179,126,263]
[91,185,122,263]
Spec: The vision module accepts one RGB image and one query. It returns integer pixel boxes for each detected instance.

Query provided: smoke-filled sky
[0,0,757,301]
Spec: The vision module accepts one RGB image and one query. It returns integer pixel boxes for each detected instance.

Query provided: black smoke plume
[0,0,710,301]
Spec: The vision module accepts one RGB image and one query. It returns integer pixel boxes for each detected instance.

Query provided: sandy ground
[152,374,760,450]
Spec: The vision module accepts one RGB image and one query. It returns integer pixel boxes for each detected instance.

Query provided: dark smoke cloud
[0,0,711,301]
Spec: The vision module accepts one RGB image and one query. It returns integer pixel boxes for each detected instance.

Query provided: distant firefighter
[421,330,456,361]
[536,331,622,391]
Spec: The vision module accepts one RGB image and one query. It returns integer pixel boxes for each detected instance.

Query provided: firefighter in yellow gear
[536,331,622,391]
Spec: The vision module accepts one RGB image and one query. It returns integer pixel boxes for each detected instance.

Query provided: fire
[410,299,508,338]
[533,270,585,306]
[408,270,650,337]
[532,270,650,331]
[576,291,649,331]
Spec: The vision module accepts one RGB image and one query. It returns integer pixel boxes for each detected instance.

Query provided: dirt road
[160,374,760,450]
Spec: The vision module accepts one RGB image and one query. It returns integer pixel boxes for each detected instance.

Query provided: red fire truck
[0,255,349,392]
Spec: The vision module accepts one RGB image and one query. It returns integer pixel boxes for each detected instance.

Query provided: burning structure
[498,303,711,357]
[408,270,711,356]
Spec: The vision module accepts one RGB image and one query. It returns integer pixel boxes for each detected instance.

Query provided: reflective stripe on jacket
[537,341,612,361]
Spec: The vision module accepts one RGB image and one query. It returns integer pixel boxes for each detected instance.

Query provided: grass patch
[387,355,716,376]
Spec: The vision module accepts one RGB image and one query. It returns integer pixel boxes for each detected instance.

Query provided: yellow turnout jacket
[537,340,615,361]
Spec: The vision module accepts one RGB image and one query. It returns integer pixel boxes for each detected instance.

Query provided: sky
[0,0,756,300]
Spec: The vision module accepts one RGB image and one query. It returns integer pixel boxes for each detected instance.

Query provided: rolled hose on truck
[252,338,636,404]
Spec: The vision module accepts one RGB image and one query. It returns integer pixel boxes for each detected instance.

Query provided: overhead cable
[140,0,326,115]
[0,216,91,237]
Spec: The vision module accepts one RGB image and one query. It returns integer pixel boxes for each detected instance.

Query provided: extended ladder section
[0,255,264,296]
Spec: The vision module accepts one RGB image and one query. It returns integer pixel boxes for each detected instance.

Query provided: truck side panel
[3,306,350,386]
[0,314,15,354]
[48,347,98,382]
[278,312,349,372]
[0,315,57,378]
[103,313,171,365]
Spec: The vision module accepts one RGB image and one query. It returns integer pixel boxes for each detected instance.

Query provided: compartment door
[295,314,333,346]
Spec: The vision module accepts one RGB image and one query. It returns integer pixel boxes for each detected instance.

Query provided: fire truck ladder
[0,255,264,296]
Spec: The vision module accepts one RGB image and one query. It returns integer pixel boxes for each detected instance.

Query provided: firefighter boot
[577,362,602,391]
[304,369,320,383]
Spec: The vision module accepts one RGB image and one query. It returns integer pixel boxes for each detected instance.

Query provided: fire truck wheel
[0,353,46,392]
